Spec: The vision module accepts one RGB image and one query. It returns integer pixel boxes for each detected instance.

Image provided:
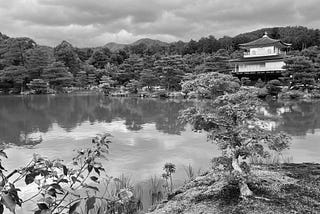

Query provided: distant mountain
[131,38,169,47]
[104,38,170,51]
[104,42,127,52]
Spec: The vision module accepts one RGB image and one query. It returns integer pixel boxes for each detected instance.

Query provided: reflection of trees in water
[267,100,320,136]
[0,95,195,145]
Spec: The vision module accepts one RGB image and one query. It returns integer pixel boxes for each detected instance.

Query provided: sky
[0,0,320,47]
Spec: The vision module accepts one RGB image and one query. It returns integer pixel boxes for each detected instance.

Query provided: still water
[0,95,319,212]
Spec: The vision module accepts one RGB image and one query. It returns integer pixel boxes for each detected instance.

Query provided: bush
[279,90,305,99]
[255,79,265,88]
[181,72,240,98]
[266,79,282,96]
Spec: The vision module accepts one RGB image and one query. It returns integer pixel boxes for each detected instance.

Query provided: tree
[139,69,159,90]
[181,72,240,98]
[88,48,111,69]
[200,50,231,74]
[283,56,316,90]
[160,66,184,91]
[0,66,28,92]
[163,163,176,192]
[25,46,54,79]
[42,62,73,89]
[154,55,187,91]
[99,75,115,94]
[241,77,251,86]
[27,79,49,94]
[54,41,81,76]
[126,79,140,94]
[266,79,282,97]
[180,90,291,197]
[0,37,36,68]
[74,70,88,87]
[115,56,143,85]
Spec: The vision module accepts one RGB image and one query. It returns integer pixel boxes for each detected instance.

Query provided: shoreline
[148,163,320,214]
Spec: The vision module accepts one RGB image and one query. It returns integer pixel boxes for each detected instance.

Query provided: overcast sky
[0,0,319,47]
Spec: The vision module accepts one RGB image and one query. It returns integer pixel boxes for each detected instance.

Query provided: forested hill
[233,26,320,50]
[105,38,169,52]
[1,26,319,56]
[0,25,320,94]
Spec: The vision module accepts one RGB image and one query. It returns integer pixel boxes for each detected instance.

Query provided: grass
[148,175,165,205]
[249,153,293,165]
[184,164,196,181]
[183,164,203,182]
[114,173,133,192]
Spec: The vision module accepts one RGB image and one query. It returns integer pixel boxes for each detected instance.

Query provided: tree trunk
[232,156,253,197]
[239,180,253,197]
[170,175,173,192]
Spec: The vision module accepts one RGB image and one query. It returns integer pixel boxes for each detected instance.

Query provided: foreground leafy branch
[0,133,142,214]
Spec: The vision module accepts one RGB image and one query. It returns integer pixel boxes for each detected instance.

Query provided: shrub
[0,134,142,214]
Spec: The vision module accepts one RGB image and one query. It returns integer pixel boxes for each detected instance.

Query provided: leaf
[87,165,93,173]
[2,192,16,213]
[62,165,68,176]
[71,176,79,184]
[90,176,98,182]
[94,167,100,176]
[47,189,57,197]
[69,201,80,214]
[58,178,69,183]
[25,173,35,185]
[0,150,7,159]
[0,162,6,171]
[85,197,96,212]
[50,183,62,191]
[83,184,99,192]
[37,201,49,210]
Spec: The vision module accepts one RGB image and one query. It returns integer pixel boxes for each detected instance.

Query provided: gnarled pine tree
[180,90,291,197]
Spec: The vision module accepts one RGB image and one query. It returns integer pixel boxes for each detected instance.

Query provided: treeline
[0,26,319,94]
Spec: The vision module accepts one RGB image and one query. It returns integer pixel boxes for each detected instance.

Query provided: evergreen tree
[42,62,73,89]
[0,37,36,68]
[54,41,81,76]
[139,69,159,90]
[0,66,28,92]
[283,56,317,90]
[88,48,111,69]
[25,46,54,79]
[27,79,49,94]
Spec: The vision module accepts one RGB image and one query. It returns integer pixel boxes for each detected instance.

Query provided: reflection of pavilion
[231,32,291,81]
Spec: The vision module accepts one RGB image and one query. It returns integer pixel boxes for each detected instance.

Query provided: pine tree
[42,62,73,89]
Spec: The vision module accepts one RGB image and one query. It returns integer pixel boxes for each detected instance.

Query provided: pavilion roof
[239,32,291,48]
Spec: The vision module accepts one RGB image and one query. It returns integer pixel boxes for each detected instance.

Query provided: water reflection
[1,95,320,213]
[266,100,320,136]
[0,95,192,146]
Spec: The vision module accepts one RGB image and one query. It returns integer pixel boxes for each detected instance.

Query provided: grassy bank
[147,163,320,214]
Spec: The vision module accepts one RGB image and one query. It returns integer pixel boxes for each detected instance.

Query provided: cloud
[0,0,319,47]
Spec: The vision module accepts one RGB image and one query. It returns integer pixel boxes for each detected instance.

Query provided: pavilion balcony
[243,51,286,58]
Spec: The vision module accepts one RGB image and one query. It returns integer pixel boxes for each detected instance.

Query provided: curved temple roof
[239,32,291,48]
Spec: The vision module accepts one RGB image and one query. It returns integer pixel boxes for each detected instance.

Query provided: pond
[0,94,319,213]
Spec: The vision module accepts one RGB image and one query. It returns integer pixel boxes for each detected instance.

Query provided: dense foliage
[181,72,240,98]
[1,26,320,94]
[180,90,291,197]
